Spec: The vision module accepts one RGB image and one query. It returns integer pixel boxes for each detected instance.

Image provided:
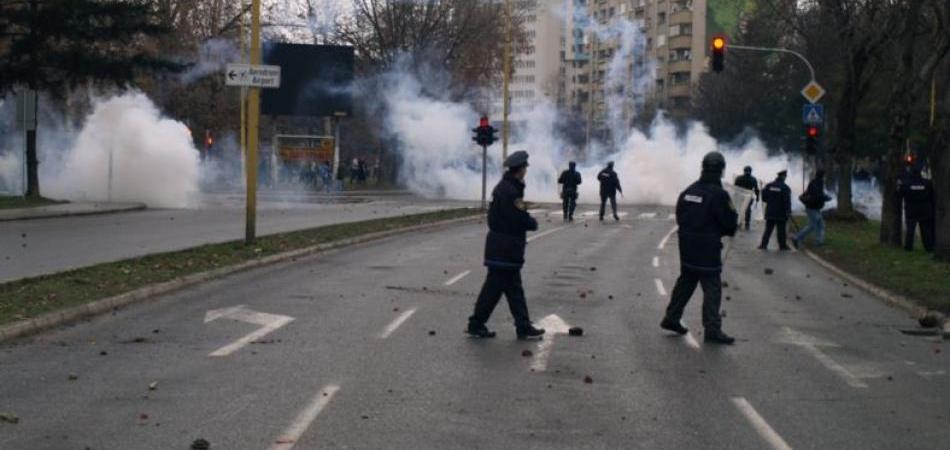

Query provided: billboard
[261,43,354,117]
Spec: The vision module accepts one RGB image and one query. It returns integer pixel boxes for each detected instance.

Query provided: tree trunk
[934,137,950,259]
[880,151,904,246]
[835,155,854,215]
[25,128,40,198]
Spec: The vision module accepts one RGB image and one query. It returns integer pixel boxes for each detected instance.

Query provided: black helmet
[702,152,726,173]
[743,166,752,174]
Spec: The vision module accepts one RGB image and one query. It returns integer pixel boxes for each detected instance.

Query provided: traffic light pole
[481,144,488,210]
[726,44,816,83]
[245,0,261,245]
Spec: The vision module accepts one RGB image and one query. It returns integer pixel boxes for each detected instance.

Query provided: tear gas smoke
[178,38,241,84]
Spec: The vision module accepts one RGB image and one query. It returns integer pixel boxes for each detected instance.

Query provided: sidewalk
[0,202,146,221]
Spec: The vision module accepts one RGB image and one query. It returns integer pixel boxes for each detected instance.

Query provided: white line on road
[732,397,794,450]
[667,213,676,220]
[530,314,571,372]
[205,306,294,357]
[781,327,868,388]
[638,212,657,219]
[444,270,471,286]
[684,333,701,350]
[652,256,660,268]
[654,278,667,296]
[269,384,340,450]
[527,226,567,242]
[378,308,417,339]
[657,226,678,250]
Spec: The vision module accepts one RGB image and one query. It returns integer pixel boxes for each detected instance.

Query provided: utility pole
[245,0,261,244]
[501,0,512,164]
[239,4,247,185]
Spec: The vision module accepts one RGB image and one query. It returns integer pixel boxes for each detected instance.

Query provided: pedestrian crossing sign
[802,104,824,125]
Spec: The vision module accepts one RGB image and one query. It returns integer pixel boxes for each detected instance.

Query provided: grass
[0,195,66,210]
[0,208,480,326]
[802,218,950,312]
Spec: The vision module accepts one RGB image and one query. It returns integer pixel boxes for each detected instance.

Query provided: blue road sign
[803,104,824,125]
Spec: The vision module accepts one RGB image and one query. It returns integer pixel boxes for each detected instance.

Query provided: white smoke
[179,38,241,84]
[44,92,200,208]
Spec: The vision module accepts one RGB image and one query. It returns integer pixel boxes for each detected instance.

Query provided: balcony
[669,35,692,49]
[667,60,692,74]
[671,10,692,25]
[668,83,691,98]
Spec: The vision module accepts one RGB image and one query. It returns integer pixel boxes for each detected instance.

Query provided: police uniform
[759,172,792,250]
[558,162,582,221]
[467,151,545,340]
[899,169,935,251]
[597,162,622,221]
[734,168,759,230]
[661,152,738,344]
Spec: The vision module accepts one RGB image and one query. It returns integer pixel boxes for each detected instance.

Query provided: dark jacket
[762,179,792,220]
[597,168,622,197]
[558,169,582,195]
[484,172,539,269]
[734,174,760,202]
[802,178,831,210]
[899,174,935,220]
[675,172,739,273]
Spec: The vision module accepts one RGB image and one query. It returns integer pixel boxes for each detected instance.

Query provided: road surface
[1,206,947,449]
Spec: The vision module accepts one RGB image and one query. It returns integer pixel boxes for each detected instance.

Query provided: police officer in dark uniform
[558,161,582,222]
[734,166,760,230]
[899,166,935,252]
[466,151,546,340]
[597,161,622,221]
[759,170,792,250]
[660,152,738,344]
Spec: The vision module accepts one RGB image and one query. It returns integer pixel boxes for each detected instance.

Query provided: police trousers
[760,220,788,249]
[599,194,618,220]
[469,268,532,330]
[905,216,935,252]
[562,192,578,220]
[663,268,723,332]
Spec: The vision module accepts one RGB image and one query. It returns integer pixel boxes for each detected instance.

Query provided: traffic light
[472,116,498,147]
[711,36,726,73]
[487,125,498,146]
[805,125,818,155]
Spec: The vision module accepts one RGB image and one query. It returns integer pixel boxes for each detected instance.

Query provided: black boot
[466,324,496,338]
[516,325,545,340]
[704,330,735,345]
[660,318,689,335]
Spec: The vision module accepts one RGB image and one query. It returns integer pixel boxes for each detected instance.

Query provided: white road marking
[378,308,417,339]
[732,397,794,450]
[530,314,572,372]
[638,212,657,219]
[781,327,868,388]
[684,333,701,350]
[654,278,667,296]
[652,256,660,268]
[657,226,678,250]
[443,270,471,286]
[528,208,547,215]
[527,226,567,242]
[667,213,676,220]
[918,370,947,378]
[205,305,294,357]
[268,384,340,450]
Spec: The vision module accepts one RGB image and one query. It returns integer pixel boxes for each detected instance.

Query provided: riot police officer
[467,151,546,340]
[660,152,738,345]
[734,166,760,230]
[558,161,582,222]
[597,161,622,221]
[899,166,935,252]
[759,170,792,250]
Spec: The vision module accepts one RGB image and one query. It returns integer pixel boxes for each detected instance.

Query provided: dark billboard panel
[261,43,354,117]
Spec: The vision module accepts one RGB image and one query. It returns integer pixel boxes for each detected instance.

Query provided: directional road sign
[225,63,281,88]
[801,81,826,104]
[803,104,824,125]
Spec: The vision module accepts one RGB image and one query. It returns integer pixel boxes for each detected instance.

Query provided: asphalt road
[0,192,470,282]
[1,206,947,449]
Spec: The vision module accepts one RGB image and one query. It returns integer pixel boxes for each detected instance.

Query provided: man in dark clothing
[558,161,582,222]
[759,170,792,250]
[660,152,738,344]
[597,161,622,221]
[792,169,832,248]
[467,151,546,340]
[734,166,760,230]
[899,167,935,251]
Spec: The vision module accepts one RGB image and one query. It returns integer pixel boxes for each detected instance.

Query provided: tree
[0,0,179,198]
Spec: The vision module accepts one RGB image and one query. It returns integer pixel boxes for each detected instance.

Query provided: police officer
[597,161,622,221]
[899,166,935,252]
[558,161,582,222]
[467,150,546,340]
[734,166,760,230]
[660,152,738,344]
[759,170,792,250]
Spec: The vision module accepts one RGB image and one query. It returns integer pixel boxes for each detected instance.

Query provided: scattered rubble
[764,268,774,275]
[68,373,78,381]
[0,412,19,424]
[428,330,436,336]
[190,438,211,450]
[918,312,942,329]
[583,375,593,384]
[522,350,533,357]
[841,293,853,298]
[148,382,158,391]
[568,327,584,337]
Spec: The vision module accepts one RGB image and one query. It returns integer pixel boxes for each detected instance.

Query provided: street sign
[225,63,281,88]
[802,104,824,125]
[801,81,826,104]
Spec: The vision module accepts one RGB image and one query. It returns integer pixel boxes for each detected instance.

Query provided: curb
[802,248,948,338]
[0,213,482,343]
[0,203,147,222]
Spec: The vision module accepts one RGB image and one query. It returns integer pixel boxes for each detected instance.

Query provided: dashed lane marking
[652,256,660,268]
[444,270,471,286]
[638,212,657,219]
[268,384,340,450]
[378,308,417,339]
[684,333,701,351]
[732,397,794,450]
[527,226,567,242]
[654,278,667,296]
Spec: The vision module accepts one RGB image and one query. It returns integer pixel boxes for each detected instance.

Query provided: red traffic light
[904,154,914,165]
[712,36,726,51]
[479,116,489,128]
[806,126,819,138]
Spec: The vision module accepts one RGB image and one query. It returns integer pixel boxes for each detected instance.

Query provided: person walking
[557,161,582,222]
[597,161,622,221]
[759,170,792,250]
[660,152,738,345]
[792,169,832,249]
[466,150,546,340]
[734,166,760,230]
[898,166,935,252]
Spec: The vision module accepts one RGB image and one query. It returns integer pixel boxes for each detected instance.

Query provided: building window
[656,78,665,90]
[658,12,666,25]
[656,35,666,47]
[669,48,691,61]
[671,71,690,85]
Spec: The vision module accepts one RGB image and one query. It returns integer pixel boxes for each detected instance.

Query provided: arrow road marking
[732,397,794,450]
[530,314,572,372]
[657,226,678,250]
[781,327,868,388]
[268,384,340,450]
[378,308,416,339]
[205,305,294,357]
[444,270,471,286]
